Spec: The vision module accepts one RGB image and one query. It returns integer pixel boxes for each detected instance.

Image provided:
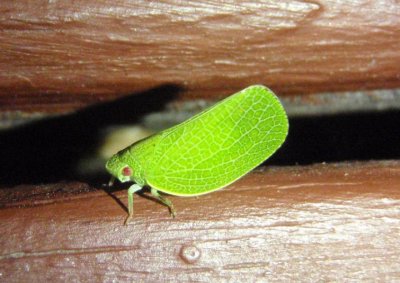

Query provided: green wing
[145,85,288,196]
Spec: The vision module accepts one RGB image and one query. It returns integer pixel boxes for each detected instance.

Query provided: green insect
[106,85,288,224]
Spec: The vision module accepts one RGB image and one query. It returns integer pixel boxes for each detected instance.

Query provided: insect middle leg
[150,188,176,218]
[124,184,142,225]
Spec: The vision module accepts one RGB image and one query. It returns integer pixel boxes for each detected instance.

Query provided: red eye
[122,166,132,176]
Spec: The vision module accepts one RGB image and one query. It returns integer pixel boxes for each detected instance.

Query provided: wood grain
[1,0,400,113]
[1,161,399,281]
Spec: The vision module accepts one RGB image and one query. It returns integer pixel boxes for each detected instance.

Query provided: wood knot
[179,244,201,264]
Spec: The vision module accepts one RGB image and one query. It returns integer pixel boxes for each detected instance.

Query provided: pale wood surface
[1,161,399,282]
[1,0,399,112]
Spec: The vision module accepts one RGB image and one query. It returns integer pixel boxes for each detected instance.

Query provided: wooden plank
[1,161,399,281]
[0,0,399,113]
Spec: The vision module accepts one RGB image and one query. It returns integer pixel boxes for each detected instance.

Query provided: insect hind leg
[150,188,176,218]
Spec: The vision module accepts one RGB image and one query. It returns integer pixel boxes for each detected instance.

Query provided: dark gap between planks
[0,85,399,186]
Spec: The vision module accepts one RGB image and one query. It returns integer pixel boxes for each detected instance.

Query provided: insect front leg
[124,184,142,225]
[150,188,176,218]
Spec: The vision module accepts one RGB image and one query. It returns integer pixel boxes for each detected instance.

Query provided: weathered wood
[1,161,399,281]
[1,0,399,113]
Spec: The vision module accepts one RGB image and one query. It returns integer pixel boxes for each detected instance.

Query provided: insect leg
[108,176,115,187]
[150,188,176,218]
[124,184,142,225]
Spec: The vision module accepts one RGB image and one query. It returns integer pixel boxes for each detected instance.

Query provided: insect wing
[146,85,288,196]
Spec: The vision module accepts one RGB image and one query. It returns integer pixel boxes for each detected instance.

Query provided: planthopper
[106,85,289,224]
